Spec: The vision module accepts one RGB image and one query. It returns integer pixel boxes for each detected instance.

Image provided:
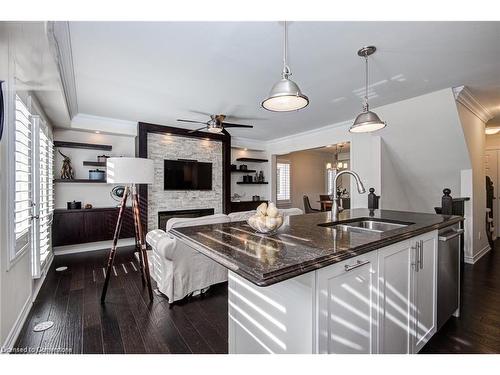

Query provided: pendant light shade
[262,21,309,112]
[350,110,386,133]
[349,46,386,133]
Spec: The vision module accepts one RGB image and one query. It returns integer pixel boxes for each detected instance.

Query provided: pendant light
[262,21,309,112]
[349,46,387,133]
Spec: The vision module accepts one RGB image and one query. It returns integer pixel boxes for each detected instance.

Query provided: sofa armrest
[145,229,177,260]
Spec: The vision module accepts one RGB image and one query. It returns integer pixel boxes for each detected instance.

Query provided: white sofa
[145,208,303,303]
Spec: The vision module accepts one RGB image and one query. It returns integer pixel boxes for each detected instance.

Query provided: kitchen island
[171,209,463,354]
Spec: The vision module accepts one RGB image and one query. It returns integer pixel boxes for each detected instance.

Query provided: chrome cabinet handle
[419,240,424,270]
[414,242,420,272]
[411,245,418,271]
[344,260,370,272]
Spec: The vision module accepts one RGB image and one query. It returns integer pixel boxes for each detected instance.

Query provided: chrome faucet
[332,170,366,221]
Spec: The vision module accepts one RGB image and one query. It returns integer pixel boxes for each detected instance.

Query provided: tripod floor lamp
[101,157,155,303]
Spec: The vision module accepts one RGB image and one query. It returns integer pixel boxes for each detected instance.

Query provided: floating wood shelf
[54,179,107,183]
[236,158,268,163]
[54,141,112,151]
[83,161,107,167]
[236,182,268,185]
[231,169,256,173]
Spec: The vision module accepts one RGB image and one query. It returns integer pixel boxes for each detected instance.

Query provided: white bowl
[247,214,284,234]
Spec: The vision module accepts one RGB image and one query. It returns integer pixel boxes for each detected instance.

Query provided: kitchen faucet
[332,170,366,221]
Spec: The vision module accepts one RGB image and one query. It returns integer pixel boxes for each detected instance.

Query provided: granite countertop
[171,209,464,287]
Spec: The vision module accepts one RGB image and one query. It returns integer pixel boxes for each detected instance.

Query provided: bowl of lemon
[247,202,284,234]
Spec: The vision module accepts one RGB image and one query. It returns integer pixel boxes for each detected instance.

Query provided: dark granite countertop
[170,209,463,287]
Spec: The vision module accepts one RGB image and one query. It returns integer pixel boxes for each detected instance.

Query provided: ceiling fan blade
[188,109,213,117]
[177,119,207,125]
[222,122,253,128]
[188,126,207,134]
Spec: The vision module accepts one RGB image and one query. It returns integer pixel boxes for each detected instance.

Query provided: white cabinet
[377,239,413,354]
[377,231,437,353]
[316,252,378,354]
[413,231,438,352]
[228,230,439,354]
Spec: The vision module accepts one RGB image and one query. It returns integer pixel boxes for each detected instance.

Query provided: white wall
[457,102,490,262]
[485,133,500,149]
[53,129,136,209]
[0,23,57,348]
[377,89,471,213]
[263,88,478,259]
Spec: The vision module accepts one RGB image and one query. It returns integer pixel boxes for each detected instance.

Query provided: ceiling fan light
[262,78,309,112]
[349,110,386,133]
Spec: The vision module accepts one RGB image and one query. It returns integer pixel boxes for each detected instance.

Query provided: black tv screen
[164,160,212,190]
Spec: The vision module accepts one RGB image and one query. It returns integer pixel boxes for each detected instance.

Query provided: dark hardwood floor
[421,242,500,353]
[14,247,228,354]
[13,240,500,354]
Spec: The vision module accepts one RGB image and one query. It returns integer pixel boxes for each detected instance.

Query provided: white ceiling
[67,21,500,140]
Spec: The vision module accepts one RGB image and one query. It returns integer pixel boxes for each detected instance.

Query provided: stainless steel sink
[325,219,411,233]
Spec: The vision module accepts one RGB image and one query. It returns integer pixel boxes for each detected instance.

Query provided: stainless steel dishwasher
[437,223,463,330]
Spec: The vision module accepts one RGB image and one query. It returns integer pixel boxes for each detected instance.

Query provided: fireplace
[158,208,215,230]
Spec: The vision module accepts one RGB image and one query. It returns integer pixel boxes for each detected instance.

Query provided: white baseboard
[53,238,135,255]
[1,254,54,353]
[464,244,491,264]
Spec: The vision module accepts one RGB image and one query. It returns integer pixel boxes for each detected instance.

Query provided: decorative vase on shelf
[258,171,264,182]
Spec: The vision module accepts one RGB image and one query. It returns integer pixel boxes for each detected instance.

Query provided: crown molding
[453,85,494,124]
[46,21,78,120]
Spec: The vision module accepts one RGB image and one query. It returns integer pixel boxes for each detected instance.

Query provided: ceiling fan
[177,114,253,134]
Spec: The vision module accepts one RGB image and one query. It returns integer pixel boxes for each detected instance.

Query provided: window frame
[7,92,33,267]
[276,160,292,204]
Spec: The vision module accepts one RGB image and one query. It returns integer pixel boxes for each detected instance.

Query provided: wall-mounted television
[164,159,212,190]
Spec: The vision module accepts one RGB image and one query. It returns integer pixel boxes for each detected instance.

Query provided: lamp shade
[349,110,386,133]
[107,157,154,184]
[262,78,309,112]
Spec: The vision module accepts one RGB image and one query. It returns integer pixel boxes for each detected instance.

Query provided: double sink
[320,218,413,234]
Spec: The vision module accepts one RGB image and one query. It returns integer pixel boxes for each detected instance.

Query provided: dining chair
[303,195,321,214]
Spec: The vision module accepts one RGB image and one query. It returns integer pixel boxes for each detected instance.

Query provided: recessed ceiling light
[95,131,100,134]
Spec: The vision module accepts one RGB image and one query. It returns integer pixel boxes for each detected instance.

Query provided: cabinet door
[317,252,378,354]
[377,240,413,354]
[413,231,438,352]
[52,212,86,246]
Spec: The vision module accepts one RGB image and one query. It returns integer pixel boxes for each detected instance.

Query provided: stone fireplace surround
[136,123,231,232]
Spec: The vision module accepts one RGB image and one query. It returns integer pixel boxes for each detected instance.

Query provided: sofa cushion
[166,213,230,232]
